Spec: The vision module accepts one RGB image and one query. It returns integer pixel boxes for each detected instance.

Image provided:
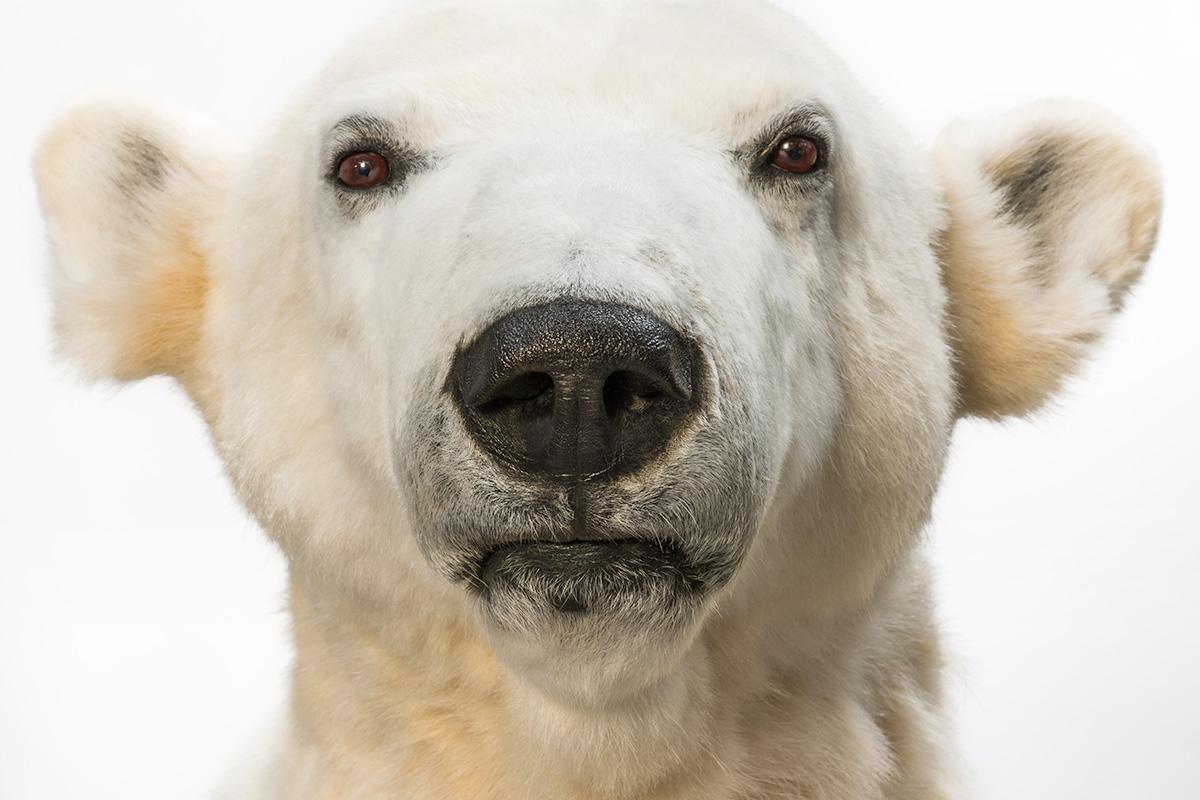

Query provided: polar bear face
[35,0,1159,708]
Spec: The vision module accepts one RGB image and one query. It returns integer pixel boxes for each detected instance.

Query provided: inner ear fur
[34,98,230,393]
[934,100,1161,419]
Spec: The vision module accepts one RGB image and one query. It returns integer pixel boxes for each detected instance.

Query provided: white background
[1,1,1196,797]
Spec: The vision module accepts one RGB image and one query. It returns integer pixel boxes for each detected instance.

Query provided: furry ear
[934,101,1161,419]
[34,98,231,388]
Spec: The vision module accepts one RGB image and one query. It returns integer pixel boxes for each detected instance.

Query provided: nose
[450,300,701,480]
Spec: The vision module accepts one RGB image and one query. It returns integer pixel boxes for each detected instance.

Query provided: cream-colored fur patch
[34,98,231,412]
[935,100,1161,418]
[33,3,1160,798]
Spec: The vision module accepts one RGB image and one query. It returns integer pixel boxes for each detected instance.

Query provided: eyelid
[329,140,393,180]
[323,113,405,177]
[744,105,835,170]
[756,130,830,169]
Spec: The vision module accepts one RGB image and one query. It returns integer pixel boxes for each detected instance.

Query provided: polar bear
[33,0,1160,798]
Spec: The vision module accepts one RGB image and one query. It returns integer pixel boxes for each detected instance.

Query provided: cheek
[313,203,413,337]
[305,233,412,481]
[785,326,842,481]
[318,325,395,483]
[742,242,841,482]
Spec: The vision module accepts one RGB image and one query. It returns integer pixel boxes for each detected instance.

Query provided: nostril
[603,370,668,417]
[451,300,701,480]
[476,372,554,414]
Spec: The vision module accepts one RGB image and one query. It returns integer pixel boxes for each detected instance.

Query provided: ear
[934,100,1162,419]
[34,97,232,390]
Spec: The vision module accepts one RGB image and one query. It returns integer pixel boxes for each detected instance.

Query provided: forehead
[309,0,850,142]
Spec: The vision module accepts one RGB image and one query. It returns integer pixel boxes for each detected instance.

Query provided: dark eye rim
[332,146,392,191]
[767,135,824,174]
[755,130,830,177]
[327,132,424,190]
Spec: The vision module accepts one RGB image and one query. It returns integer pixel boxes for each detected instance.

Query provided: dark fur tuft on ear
[935,101,1161,419]
[34,97,231,390]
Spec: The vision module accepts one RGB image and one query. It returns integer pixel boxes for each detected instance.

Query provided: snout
[450,300,701,480]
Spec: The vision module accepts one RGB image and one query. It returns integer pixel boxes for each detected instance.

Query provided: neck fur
[282,553,948,800]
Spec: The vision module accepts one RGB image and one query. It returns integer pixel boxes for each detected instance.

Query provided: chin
[463,538,713,704]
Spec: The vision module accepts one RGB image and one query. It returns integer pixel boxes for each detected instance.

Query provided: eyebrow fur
[324,114,407,175]
[735,104,836,168]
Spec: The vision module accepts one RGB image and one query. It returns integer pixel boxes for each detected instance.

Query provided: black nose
[450,300,701,480]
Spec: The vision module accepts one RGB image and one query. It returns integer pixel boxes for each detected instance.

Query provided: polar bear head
[35,0,1159,708]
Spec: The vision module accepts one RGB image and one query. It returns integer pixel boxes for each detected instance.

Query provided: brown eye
[769,136,821,174]
[336,151,389,189]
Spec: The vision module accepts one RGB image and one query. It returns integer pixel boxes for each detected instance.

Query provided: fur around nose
[450,300,700,480]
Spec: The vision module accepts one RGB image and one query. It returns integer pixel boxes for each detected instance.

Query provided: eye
[769,135,822,175]
[336,151,390,189]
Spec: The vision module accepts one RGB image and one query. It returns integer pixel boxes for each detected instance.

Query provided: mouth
[476,538,705,614]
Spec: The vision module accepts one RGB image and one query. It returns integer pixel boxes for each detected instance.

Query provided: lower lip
[477,538,699,610]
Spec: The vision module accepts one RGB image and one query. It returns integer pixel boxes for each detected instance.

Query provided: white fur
[33,1,1160,797]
